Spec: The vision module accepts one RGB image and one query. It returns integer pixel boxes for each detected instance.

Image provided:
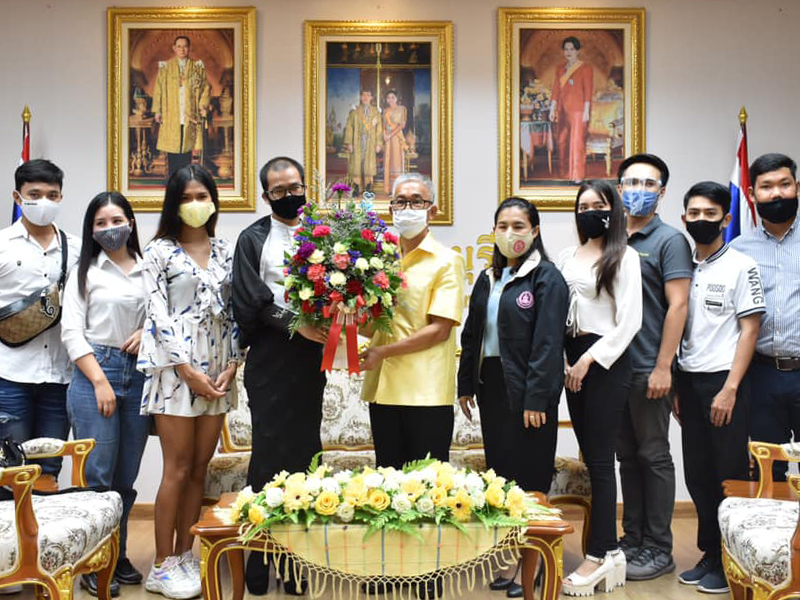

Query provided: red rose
[383,231,399,244]
[284,291,290,303]
[361,229,376,242]
[370,304,383,318]
[307,264,327,282]
[313,225,332,237]
[302,300,315,314]
[346,279,364,295]
[314,279,327,295]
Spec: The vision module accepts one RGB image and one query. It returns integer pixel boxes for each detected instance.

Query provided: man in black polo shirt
[616,154,693,580]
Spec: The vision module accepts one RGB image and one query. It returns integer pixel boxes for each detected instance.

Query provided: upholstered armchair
[720,441,800,600]
[0,438,122,600]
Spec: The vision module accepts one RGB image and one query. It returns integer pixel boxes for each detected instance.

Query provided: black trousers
[676,369,749,561]
[244,333,326,490]
[565,334,632,557]
[369,403,453,469]
[478,357,557,493]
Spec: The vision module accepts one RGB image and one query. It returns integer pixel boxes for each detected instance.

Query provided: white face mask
[17,194,62,226]
[392,208,429,239]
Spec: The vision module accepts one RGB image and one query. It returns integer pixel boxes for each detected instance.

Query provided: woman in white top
[138,165,242,599]
[557,180,642,596]
[61,192,149,593]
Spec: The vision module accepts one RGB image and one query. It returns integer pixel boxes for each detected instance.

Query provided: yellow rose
[248,505,266,525]
[286,472,307,487]
[401,479,426,501]
[329,271,347,287]
[298,287,313,301]
[308,249,326,264]
[314,491,340,516]
[367,489,391,511]
[485,484,506,509]
[446,489,473,522]
[429,486,447,507]
[505,486,526,520]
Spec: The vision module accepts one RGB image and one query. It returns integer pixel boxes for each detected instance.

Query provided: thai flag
[723,118,755,242]
[12,112,29,223]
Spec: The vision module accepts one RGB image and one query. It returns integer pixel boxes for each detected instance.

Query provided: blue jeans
[67,344,150,559]
[0,378,69,477]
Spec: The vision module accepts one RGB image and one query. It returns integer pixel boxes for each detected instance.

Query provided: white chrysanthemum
[364,472,384,489]
[336,502,355,523]
[308,249,325,264]
[369,257,384,269]
[382,472,401,492]
[415,496,435,516]
[470,489,486,509]
[355,257,370,271]
[298,287,313,301]
[305,477,322,496]
[452,473,466,490]
[329,271,347,287]
[465,472,485,494]
[265,487,285,509]
[391,493,413,514]
[321,477,340,494]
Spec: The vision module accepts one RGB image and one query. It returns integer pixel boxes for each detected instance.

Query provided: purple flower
[376,242,383,253]
[332,183,352,194]
[299,266,309,276]
[348,250,362,259]
[297,242,317,260]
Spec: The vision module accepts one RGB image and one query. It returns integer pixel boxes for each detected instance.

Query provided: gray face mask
[92,224,132,252]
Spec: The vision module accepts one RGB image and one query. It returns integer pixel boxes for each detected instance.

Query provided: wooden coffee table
[191,492,573,600]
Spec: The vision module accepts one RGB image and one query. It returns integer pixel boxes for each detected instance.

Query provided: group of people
[0,147,797,600]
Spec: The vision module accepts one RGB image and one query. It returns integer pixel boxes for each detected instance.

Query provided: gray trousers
[616,372,675,553]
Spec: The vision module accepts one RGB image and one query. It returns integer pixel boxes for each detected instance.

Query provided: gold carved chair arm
[749,440,800,499]
[21,438,96,487]
[0,464,42,576]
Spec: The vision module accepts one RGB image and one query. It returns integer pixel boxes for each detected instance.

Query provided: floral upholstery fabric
[0,491,121,576]
[548,456,591,498]
[321,372,373,448]
[719,496,797,587]
[21,438,65,457]
[205,452,250,500]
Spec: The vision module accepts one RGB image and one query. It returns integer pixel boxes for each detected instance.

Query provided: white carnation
[382,473,401,492]
[333,242,349,254]
[415,496,435,516]
[391,493,413,514]
[465,472,485,494]
[321,477,340,494]
[329,271,347,287]
[336,502,355,523]
[265,487,285,509]
[333,470,352,484]
[364,472,384,489]
[452,473,466,490]
[308,249,325,264]
[355,257,370,271]
[419,467,438,486]
[369,257,384,269]
[305,477,322,496]
[298,287,313,301]
[470,489,486,509]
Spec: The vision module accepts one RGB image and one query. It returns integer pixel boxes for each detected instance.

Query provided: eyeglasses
[267,183,306,200]
[620,177,662,191]
[390,196,432,210]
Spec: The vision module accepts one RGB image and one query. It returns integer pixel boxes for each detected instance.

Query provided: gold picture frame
[108,7,256,211]
[498,7,645,210]
[304,20,453,225]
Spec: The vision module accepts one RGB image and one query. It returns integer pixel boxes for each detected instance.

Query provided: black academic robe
[232,216,326,489]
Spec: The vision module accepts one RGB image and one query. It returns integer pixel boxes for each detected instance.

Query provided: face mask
[178,200,216,228]
[18,195,61,226]
[756,196,798,224]
[622,189,659,216]
[576,210,611,239]
[269,195,306,220]
[93,224,132,252]
[495,230,534,258]
[685,218,724,245]
[393,208,429,239]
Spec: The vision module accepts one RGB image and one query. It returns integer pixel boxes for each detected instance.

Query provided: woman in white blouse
[557,180,642,596]
[138,165,242,599]
[61,192,149,594]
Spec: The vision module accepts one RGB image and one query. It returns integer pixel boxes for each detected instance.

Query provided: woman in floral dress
[138,165,242,599]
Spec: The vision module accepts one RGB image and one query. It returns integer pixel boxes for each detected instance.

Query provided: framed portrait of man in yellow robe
[108,7,256,211]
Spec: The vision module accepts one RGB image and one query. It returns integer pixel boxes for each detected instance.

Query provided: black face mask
[756,196,798,224]
[269,195,306,220]
[685,218,724,245]
[576,210,611,239]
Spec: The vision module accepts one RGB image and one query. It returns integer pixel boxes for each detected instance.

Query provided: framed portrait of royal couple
[498,7,646,210]
[107,7,256,211]
[304,21,454,225]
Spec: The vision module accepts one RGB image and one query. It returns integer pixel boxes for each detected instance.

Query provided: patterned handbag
[0,230,68,347]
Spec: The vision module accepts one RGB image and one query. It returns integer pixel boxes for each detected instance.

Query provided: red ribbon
[319,311,360,374]
[346,320,359,375]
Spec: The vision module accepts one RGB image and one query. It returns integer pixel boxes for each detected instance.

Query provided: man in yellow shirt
[360,173,465,468]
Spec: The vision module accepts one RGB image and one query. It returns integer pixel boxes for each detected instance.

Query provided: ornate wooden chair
[720,441,800,600]
[0,438,122,600]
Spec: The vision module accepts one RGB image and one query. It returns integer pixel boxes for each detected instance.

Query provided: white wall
[1,0,799,503]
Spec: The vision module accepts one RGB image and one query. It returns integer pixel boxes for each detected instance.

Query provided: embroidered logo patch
[512,239,527,254]
[516,291,534,309]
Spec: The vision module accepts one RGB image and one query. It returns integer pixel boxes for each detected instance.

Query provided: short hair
[360,89,373,95]
[617,153,670,187]
[15,159,64,192]
[683,181,731,214]
[749,153,797,186]
[259,156,305,192]
[391,172,436,206]
[173,35,190,47]
[562,36,581,50]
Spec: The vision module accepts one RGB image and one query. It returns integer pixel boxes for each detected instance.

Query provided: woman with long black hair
[557,181,642,596]
[61,192,150,595]
[458,197,569,597]
[138,165,242,599]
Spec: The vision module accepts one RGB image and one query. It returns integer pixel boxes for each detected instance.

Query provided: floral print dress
[138,237,242,416]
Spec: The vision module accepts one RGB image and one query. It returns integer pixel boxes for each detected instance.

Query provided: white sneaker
[562,554,617,597]
[146,556,202,599]
[607,549,626,587]
[180,550,201,578]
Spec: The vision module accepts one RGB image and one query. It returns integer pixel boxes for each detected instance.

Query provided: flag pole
[13,106,31,223]
[739,105,747,125]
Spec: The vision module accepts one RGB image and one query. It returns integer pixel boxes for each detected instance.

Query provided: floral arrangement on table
[231,457,561,542]
[282,182,404,373]
[520,78,552,121]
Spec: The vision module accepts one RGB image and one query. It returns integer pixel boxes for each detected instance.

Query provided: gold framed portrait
[108,7,256,211]
[304,21,454,225]
[498,7,645,210]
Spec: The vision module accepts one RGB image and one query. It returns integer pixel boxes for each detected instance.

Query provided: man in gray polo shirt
[616,154,693,580]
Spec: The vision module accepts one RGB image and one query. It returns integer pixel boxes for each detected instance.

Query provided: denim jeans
[0,378,69,476]
[67,344,150,559]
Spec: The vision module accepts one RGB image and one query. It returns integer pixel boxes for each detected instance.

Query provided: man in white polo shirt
[675,181,765,595]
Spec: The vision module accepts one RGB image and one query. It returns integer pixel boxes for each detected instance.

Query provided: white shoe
[608,549,626,587]
[180,550,201,578]
[562,554,616,597]
[146,556,202,599]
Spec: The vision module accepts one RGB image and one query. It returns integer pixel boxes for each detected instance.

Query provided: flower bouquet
[283,186,404,373]
[231,456,561,543]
